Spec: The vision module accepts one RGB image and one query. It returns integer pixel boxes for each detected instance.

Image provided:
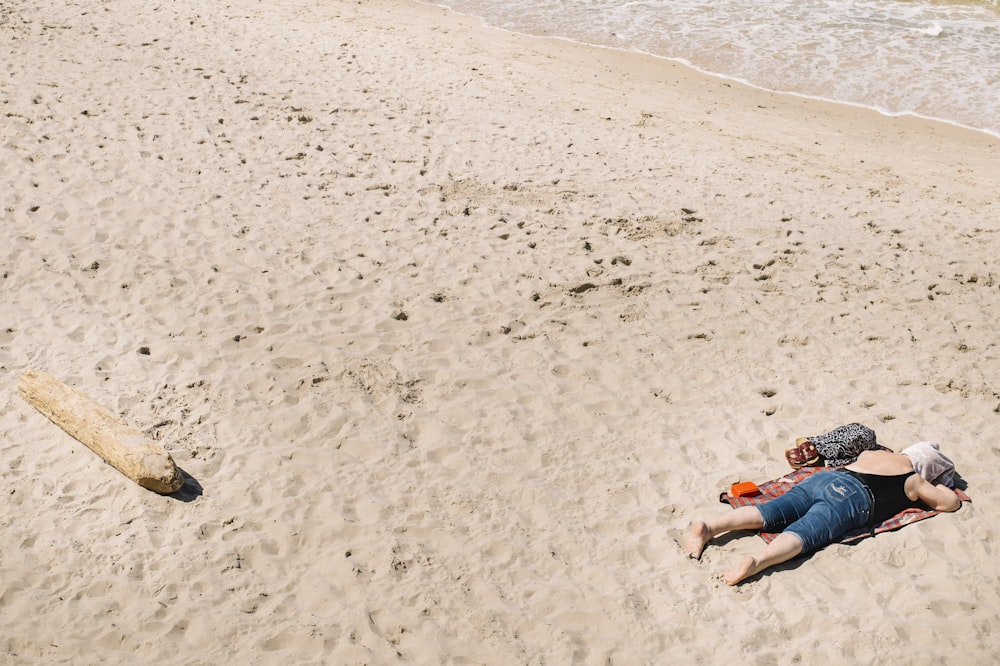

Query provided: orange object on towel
[730,481,761,498]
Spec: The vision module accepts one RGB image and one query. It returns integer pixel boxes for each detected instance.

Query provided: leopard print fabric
[806,423,890,468]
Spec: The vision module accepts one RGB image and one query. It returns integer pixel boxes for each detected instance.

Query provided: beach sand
[2,0,999,662]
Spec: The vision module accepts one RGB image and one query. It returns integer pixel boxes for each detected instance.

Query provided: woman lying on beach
[685,442,962,585]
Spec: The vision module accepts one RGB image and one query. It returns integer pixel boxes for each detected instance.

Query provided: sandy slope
[2,0,998,662]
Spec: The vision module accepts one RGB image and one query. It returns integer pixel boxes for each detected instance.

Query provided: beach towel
[720,467,970,544]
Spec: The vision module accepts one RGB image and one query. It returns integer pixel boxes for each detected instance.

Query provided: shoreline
[3,0,999,662]
[422,0,1000,149]
[427,0,1000,141]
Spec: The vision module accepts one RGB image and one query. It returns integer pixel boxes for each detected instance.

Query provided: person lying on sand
[685,443,962,585]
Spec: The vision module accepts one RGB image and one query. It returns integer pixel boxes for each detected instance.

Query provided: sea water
[432,0,1000,138]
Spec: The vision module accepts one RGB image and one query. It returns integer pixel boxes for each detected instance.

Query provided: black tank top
[844,470,924,525]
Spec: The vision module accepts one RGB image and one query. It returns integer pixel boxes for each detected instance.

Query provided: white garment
[902,441,956,488]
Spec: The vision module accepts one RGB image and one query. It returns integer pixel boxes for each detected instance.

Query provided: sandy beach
[2,0,999,662]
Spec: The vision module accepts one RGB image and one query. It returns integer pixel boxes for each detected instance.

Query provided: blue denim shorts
[757,470,872,553]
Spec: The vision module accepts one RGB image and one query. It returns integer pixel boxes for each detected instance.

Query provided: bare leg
[722,531,803,586]
[685,506,765,559]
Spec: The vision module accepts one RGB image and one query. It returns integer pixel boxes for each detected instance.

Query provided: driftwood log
[18,369,184,494]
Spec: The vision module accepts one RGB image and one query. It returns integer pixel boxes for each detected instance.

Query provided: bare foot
[722,556,758,586]
[684,521,712,560]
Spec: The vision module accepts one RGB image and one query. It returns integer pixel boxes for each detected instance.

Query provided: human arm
[909,474,962,513]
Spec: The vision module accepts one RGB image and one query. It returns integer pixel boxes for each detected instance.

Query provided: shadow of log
[168,467,203,502]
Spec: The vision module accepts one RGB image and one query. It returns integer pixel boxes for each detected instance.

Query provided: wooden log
[18,369,184,494]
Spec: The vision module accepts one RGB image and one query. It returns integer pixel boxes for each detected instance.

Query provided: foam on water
[434,0,1000,137]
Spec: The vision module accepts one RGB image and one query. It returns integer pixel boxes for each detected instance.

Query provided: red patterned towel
[720,467,970,544]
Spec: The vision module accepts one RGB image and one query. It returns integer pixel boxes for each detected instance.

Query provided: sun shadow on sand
[168,466,203,502]
[710,529,757,549]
